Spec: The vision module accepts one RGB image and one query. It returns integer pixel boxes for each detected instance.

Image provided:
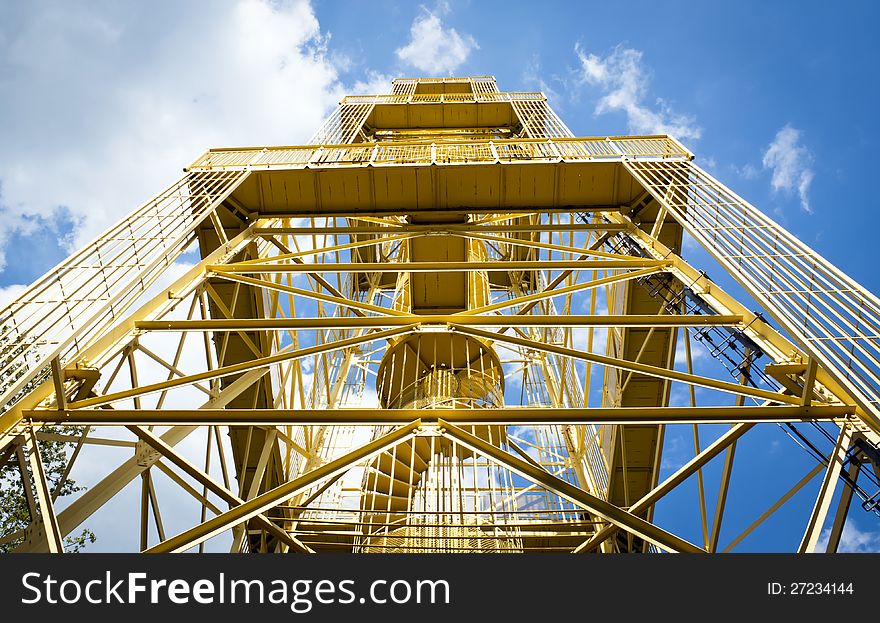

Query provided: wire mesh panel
[0,169,249,414]
[434,143,495,163]
[625,159,880,422]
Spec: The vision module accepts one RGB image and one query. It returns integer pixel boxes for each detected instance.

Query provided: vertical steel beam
[26,428,64,553]
[708,446,736,553]
[146,470,166,542]
[708,349,752,552]
[50,357,67,410]
[15,444,38,521]
[682,326,709,549]
[824,458,860,553]
[800,357,819,406]
[799,423,853,552]
[139,472,150,550]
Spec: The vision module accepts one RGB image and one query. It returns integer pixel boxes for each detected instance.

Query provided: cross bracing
[1,76,878,554]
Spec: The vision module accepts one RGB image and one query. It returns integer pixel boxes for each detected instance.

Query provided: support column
[824,455,860,553]
[799,423,853,553]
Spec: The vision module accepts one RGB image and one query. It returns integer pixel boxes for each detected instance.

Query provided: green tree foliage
[0,425,96,553]
[0,328,96,553]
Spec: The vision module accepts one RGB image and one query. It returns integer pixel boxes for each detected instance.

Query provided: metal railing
[341,92,546,105]
[625,159,880,425]
[382,369,503,411]
[308,102,375,145]
[392,76,495,85]
[0,169,249,414]
[510,98,574,139]
[187,136,693,171]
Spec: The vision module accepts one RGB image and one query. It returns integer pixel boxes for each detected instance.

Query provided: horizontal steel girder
[208,259,669,273]
[452,324,805,406]
[66,325,416,410]
[25,405,854,426]
[252,223,628,235]
[134,314,744,331]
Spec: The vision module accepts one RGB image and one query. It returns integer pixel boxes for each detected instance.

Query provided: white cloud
[660,433,686,472]
[734,163,760,180]
[345,389,379,409]
[674,333,706,368]
[816,519,880,553]
[573,326,609,356]
[522,55,561,104]
[575,43,701,140]
[0,283,28,309]
[681,230,702,253]
[762,125,815,214]
[351,70,395,95]
[0,2,396,550]
[0,0,353,269]
[395,7,478,75]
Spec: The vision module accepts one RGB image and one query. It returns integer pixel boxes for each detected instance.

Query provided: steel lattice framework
[1,76,879,554]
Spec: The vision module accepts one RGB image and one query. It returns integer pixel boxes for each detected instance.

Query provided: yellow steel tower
[1,76,879,553]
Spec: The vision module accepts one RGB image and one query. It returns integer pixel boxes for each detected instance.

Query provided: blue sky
[2,1,877,295]
[1,0,879,552]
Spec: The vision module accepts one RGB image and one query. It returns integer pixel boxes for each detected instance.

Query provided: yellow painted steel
[28,405,855,426]
[2,75,879,555]
[134,315,744,331]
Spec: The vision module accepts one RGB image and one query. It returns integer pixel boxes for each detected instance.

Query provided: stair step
[359,491,411,513]
[413,436,432,462]
[372,447,428,478]
[387,439,431,471]
[365,469,421,497]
